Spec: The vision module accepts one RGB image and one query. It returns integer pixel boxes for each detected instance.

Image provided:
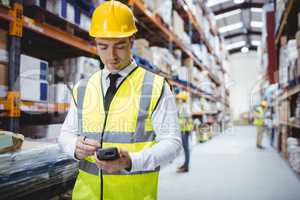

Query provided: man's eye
[97,45,107,50]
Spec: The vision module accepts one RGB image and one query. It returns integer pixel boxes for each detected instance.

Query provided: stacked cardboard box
[20,54,49,102]
[49,83,72,104]
[46,0,75,24]
[133,39,153,62]
[143,0,172,27]
[279,100,290,122]
[172,11,185,40]
[0,29,7,63]
[279,37,288,87]
[0,64,7,98]
[150,47,174,74]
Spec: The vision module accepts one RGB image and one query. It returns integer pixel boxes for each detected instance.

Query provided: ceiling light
[219,22,243,33]
[234,0,245,4]
[207,0,231,7]
[251,8,263,13]
[241,46,249,53]
[226,41,246,50]
[215,9,241,20]
[251,21,263,28]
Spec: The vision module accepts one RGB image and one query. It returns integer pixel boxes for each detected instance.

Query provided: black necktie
[104,73,121,111]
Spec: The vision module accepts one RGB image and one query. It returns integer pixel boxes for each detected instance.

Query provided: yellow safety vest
[72,67,165,200]
[253,106,265,126]
[178,105,193,132]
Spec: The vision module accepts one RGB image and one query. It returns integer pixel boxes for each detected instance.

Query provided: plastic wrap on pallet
[0,139,77,199]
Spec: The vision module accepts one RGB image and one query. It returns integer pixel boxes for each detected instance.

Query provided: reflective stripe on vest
[81,131,156,143]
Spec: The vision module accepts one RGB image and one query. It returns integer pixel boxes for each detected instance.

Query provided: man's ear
[129,35,135,47]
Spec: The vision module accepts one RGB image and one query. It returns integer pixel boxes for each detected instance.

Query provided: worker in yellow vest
[176,92,193,173]
[58,1,181,200]
[253,100,268,149]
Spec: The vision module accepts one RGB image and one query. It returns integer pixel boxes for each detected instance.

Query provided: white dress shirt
[58,60,182,172]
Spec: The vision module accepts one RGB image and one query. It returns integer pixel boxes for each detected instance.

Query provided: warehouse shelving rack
[0,0,230,133]
[272,0,300,170]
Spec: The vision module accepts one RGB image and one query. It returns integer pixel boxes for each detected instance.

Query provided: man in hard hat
[176,92,193,173]
[58,1,181,200]
[253,100,268,149]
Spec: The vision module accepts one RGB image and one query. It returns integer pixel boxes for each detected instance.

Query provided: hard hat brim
[89,30,137,38]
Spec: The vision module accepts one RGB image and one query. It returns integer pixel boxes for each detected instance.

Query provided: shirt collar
[103,59,137,80]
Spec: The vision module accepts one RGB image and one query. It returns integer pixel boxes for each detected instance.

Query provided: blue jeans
[182,131,190,168]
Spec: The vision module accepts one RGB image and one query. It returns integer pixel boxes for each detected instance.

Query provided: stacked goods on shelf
[132,39,153,63]
[50,57,100,105]
[192,97,203,114]
[0,64,7,98]
[191,69,216,95]
[287,137,300,173]
[143,0,172,27]
[150,47,176,75]
[24,0,75,24]
[278,37,288,87]
[49,83,72,105]
[0,29,7,63]
[279,100,290,122]
[20,54,49,102]
[0,29,8,98]
[294,94,300,124]
[287,40,298,82]
[172,10,190,46]
[278,37,299,86]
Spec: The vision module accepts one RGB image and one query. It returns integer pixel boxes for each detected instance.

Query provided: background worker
[58,1,181,200]
[253,100,268,149]
[176,92,193,173]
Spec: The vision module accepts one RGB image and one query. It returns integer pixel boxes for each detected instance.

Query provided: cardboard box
[20,54,48,80]
[0,63,8,98]
[0,49,8,63]
[53,83,71,104]
[0,29,7,50]
[173,11,184,39]
[20,78,48,102]
[46,0,75,24]
[0,85,7,98]
[0,63,7,86]
[80,14,91,31]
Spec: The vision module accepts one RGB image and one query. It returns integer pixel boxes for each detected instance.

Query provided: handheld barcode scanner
[96,147,119,161]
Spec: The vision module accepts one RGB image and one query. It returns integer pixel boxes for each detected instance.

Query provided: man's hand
[75,137,99,160]
[94,148,132,173]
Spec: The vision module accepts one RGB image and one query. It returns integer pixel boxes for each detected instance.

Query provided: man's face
[95,37,133,71]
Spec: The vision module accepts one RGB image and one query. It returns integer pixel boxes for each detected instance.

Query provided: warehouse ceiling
[205,0,269,54]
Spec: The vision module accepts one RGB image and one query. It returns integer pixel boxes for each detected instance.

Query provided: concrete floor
[158,126,300,200]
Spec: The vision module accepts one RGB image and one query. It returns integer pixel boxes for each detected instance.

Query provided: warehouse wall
[228,51,261,121]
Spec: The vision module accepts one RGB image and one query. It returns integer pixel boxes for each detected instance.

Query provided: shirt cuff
[128,152,142,172]
[67,136,80,161]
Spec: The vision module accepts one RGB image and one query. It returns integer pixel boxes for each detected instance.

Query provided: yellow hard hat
[261,100,268,107]
[176,92,189,101]
[89,0,138,38]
